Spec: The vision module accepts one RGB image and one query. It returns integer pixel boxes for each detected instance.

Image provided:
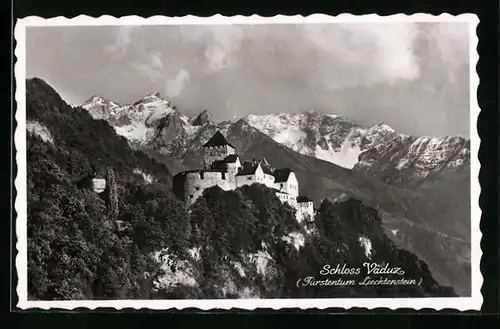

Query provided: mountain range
[82,93,470,187]
[80,91,472,296]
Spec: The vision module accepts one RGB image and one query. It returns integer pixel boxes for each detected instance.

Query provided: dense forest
[25,78,456,300]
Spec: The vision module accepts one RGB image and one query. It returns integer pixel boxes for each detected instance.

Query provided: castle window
[195,187,200,191]
[247,176,252,180]
[189,195,194,199]
[280,183,283,188]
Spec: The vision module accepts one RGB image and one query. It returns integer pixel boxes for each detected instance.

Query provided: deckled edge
[13,13,482,312]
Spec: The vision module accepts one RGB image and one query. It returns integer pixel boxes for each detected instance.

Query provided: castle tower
[202,131,236,169]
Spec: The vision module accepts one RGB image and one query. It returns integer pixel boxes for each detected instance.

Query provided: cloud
[150,51,163,69]
[431,23,469,61]
[300,23,421,89]
[427,23,470,82]
[106,26,134,57]
[107,26,165,80]
[131,63,163,81]
[177,23,423,89]
[179,25,244,72]
[165,69,190,97]
[131,52,164,81]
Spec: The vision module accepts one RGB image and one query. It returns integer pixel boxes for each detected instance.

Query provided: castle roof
[224,154,239,163]
[211,160,228,170]
[259,159,274,175]
[203,131,235,148]
[236,161,258,176]
[297,196,312,203]
[235,159,276,176]
[273,168,292,183]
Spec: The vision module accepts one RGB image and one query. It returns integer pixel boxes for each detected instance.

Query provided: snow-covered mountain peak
[81,92,181,144]
[84,95,106,105]
[147,91,161,98]
[82,95,111,108]
[81,95,121,120]
[369,121,396,133]
[137,92,165,104]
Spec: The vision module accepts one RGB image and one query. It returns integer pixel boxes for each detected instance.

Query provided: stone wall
[235,174,256,188]
[276,191,297,208]
[92,178,106,193]
[183,171,233,206]
[204,145,235,168]
[172,173,188,201]
[297,201,315,222]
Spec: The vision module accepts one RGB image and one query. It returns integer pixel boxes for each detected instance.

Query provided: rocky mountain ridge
[244,112,470,188]
[82,95,470,189]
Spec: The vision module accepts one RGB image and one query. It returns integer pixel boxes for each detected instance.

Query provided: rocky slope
[80,93,472,296]
[153,187,457,299]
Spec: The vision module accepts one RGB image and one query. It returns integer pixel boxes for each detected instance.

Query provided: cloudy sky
[26,22,471,137]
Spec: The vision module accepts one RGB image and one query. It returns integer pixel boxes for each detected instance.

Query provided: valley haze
[15,14,481,311]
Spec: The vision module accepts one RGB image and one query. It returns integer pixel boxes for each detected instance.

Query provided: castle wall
[235,174,255,188]
[263,173,275,188]
[184,171,232,206]
[173,173,187,201]
[275,191,297,208]
[274,172,299,199]
[92,178,106,193]
[226,166,239,190]
[227,160,241,176]
[254,167,266,184]
[297,201,315,222]
[236,165,264,188]
[276,192,288,204]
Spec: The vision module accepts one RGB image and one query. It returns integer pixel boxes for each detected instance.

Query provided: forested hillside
[25,78,456,300]
[26,78,184,299]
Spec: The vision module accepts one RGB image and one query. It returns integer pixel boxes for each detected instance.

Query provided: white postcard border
[14,13,482,311]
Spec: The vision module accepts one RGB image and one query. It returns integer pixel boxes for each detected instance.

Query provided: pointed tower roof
[203,131,235,148]
[259,158,274,175]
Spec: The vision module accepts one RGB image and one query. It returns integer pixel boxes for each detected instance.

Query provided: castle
[173,131,314,221]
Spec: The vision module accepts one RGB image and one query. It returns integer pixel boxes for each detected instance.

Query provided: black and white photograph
[14,14,481,310]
